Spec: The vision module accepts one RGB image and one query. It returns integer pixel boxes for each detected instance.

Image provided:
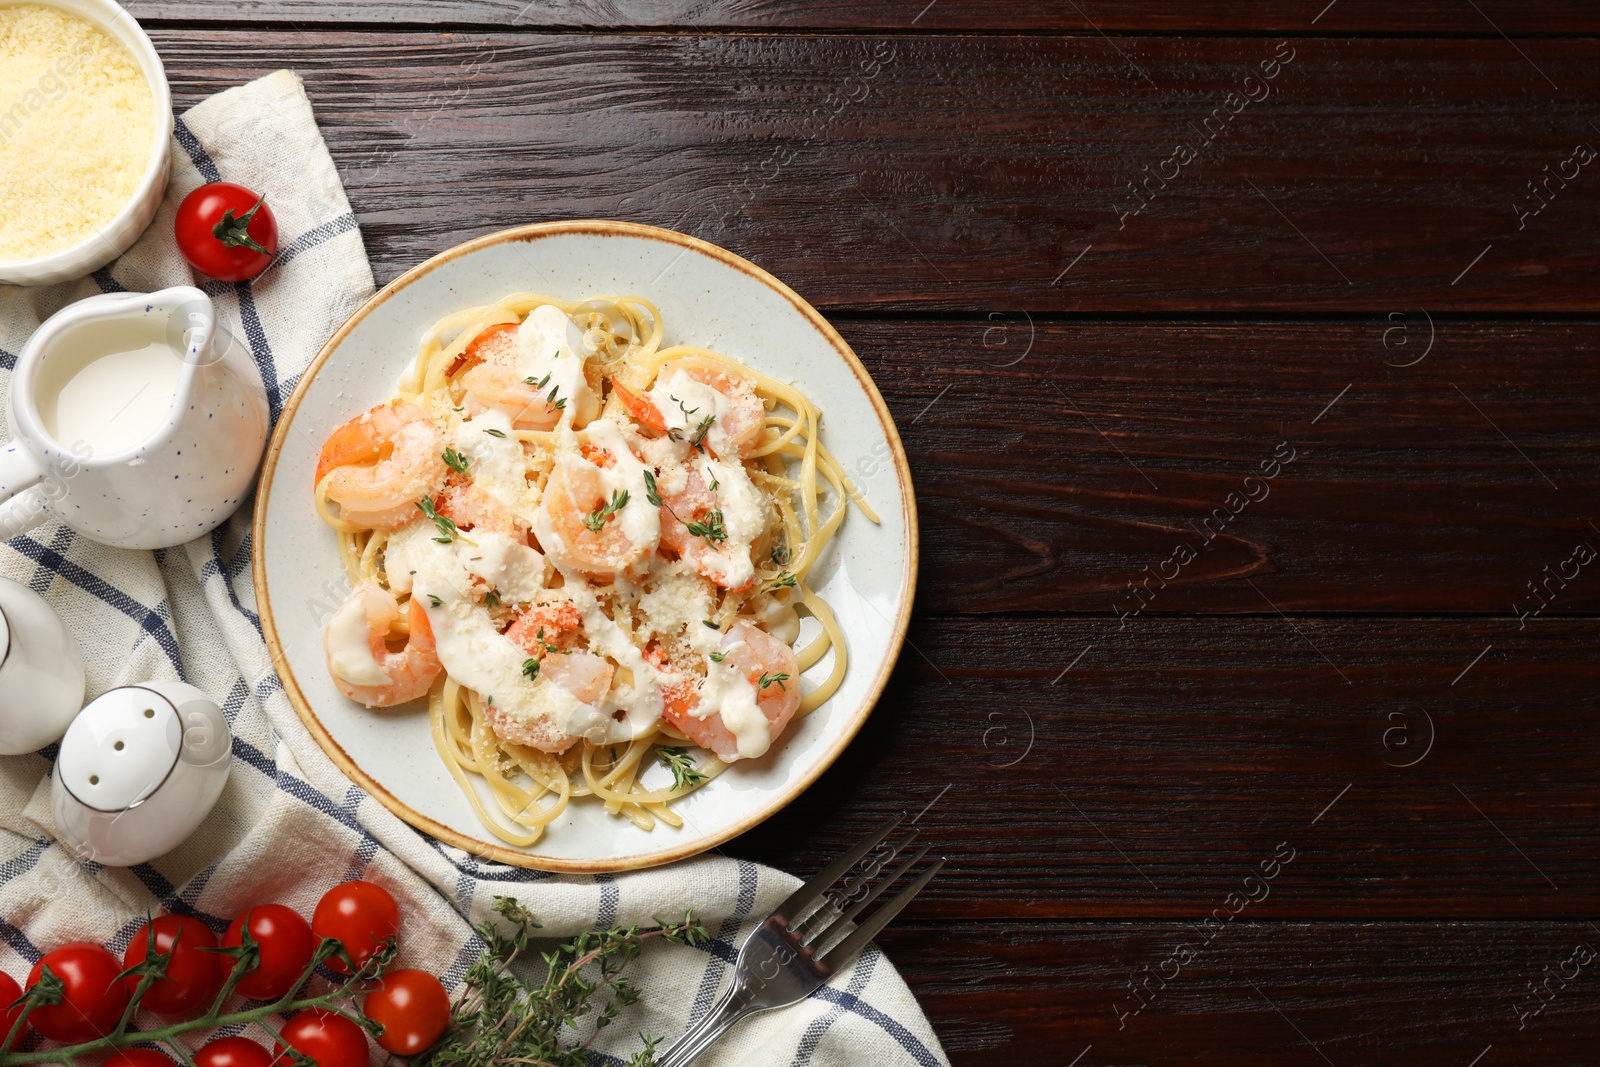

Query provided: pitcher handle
[0,442,46,541]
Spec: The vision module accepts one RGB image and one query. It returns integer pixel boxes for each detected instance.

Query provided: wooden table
[137,2,1599,1062]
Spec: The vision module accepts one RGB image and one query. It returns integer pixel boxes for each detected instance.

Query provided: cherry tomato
[195,1036,275,1067]
[174,181,278,282]
[362,969,450,1055]
[0,971,26,1043]
[106,1051,176,1067]
[312,881,398,974]
[222,904,316,1000]
[122,914,225,1017]
[25,942,129,1042]
[275,1009,369,1067]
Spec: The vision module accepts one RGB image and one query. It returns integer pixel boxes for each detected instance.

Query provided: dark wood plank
[727,616,1600,919]
[878,921,1600,1066]
[126,0,1600,34]
[840,320,1600,614]
[154,31,1600,311]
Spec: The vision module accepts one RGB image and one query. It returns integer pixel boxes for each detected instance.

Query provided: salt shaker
[0,577,86,755]
[50,681,230,866]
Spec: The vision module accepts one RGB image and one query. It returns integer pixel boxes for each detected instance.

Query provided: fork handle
[653,985,757,1067]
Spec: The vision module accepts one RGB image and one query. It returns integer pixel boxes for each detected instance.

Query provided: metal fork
[653,814,942,1067]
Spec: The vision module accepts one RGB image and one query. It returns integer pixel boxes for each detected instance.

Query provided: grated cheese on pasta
[0,5,154,261]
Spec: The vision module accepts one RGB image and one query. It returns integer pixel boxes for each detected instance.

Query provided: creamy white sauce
[696,638,771,758]
[37,341,184,455]
[566,583,668,741]
[459,532,546,604]
[649,370,733,456]
[451,411,540,525]
[516,305,596,428]
[326,596,389,686]
[753,595,801,645]
[387,520,606,743]
[693,454,763,589]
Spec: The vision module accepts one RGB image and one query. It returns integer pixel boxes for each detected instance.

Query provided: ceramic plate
[254,221,917,872]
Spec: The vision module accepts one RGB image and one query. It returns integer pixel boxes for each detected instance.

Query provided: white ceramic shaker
[0,577,86,754]
[50,680,231,866]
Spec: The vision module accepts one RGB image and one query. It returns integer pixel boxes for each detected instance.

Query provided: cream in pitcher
[34,323,189,456]
[0,286,270,549]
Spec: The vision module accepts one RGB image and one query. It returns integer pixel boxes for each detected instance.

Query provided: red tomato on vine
[275,1009,369,1067]
[363,968,451,1054]
[312,880,399,974]
[123,914,225,1017]
[25,943,128,1042]
[222,903,317,1000]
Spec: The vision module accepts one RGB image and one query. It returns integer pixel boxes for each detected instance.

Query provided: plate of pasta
[253,221,917,871]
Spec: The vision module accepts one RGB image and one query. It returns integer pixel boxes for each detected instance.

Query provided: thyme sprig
[418,496,461,544]
[682,509,727,546]
[656,747,710,791]
[642,470,665,508]
[688,414,715,452]
[418,897,707,1067]
[642,471,727,546]
[583,489,630,534]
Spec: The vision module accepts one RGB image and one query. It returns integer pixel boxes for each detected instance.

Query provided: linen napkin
[0,70,948,1066]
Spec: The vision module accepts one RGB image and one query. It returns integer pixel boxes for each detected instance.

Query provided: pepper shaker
[50,681,230,866]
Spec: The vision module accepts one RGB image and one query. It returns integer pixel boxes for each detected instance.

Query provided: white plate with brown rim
[253,221,918,873]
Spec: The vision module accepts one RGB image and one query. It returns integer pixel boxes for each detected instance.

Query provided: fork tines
[778,815,944,974]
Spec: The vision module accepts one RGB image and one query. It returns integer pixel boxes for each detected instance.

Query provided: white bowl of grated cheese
[0,0,172,285]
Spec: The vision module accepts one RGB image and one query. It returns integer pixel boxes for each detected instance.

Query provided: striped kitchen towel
[0,70,947,1066]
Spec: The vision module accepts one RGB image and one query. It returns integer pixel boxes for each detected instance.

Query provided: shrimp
[316,401,450,530]
[663,621,800,762]
[487,606,615,751]
[656,356,766,458]
[446,321,517,377]
[457,314,602,430]
[657,463,756,592]
[533,451,653,577]
[541,652,614,707]
[612,379,669,436]
[324,582,442,708]
[461,364,565,431]
[437,482,529,542]
[646,643,699,724]
[483,649,614,752]
[505,603,583,658]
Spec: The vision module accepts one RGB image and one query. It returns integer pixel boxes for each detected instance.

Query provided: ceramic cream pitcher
[0,286,270,550]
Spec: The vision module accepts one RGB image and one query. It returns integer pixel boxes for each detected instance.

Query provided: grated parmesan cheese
[0,5,154,261]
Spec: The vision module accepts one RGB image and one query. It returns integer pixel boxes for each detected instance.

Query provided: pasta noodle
[312,293,867,846]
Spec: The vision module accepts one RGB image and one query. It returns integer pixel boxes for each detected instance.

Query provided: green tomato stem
[0,1005,35,1057]
[0,987,355,1064]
